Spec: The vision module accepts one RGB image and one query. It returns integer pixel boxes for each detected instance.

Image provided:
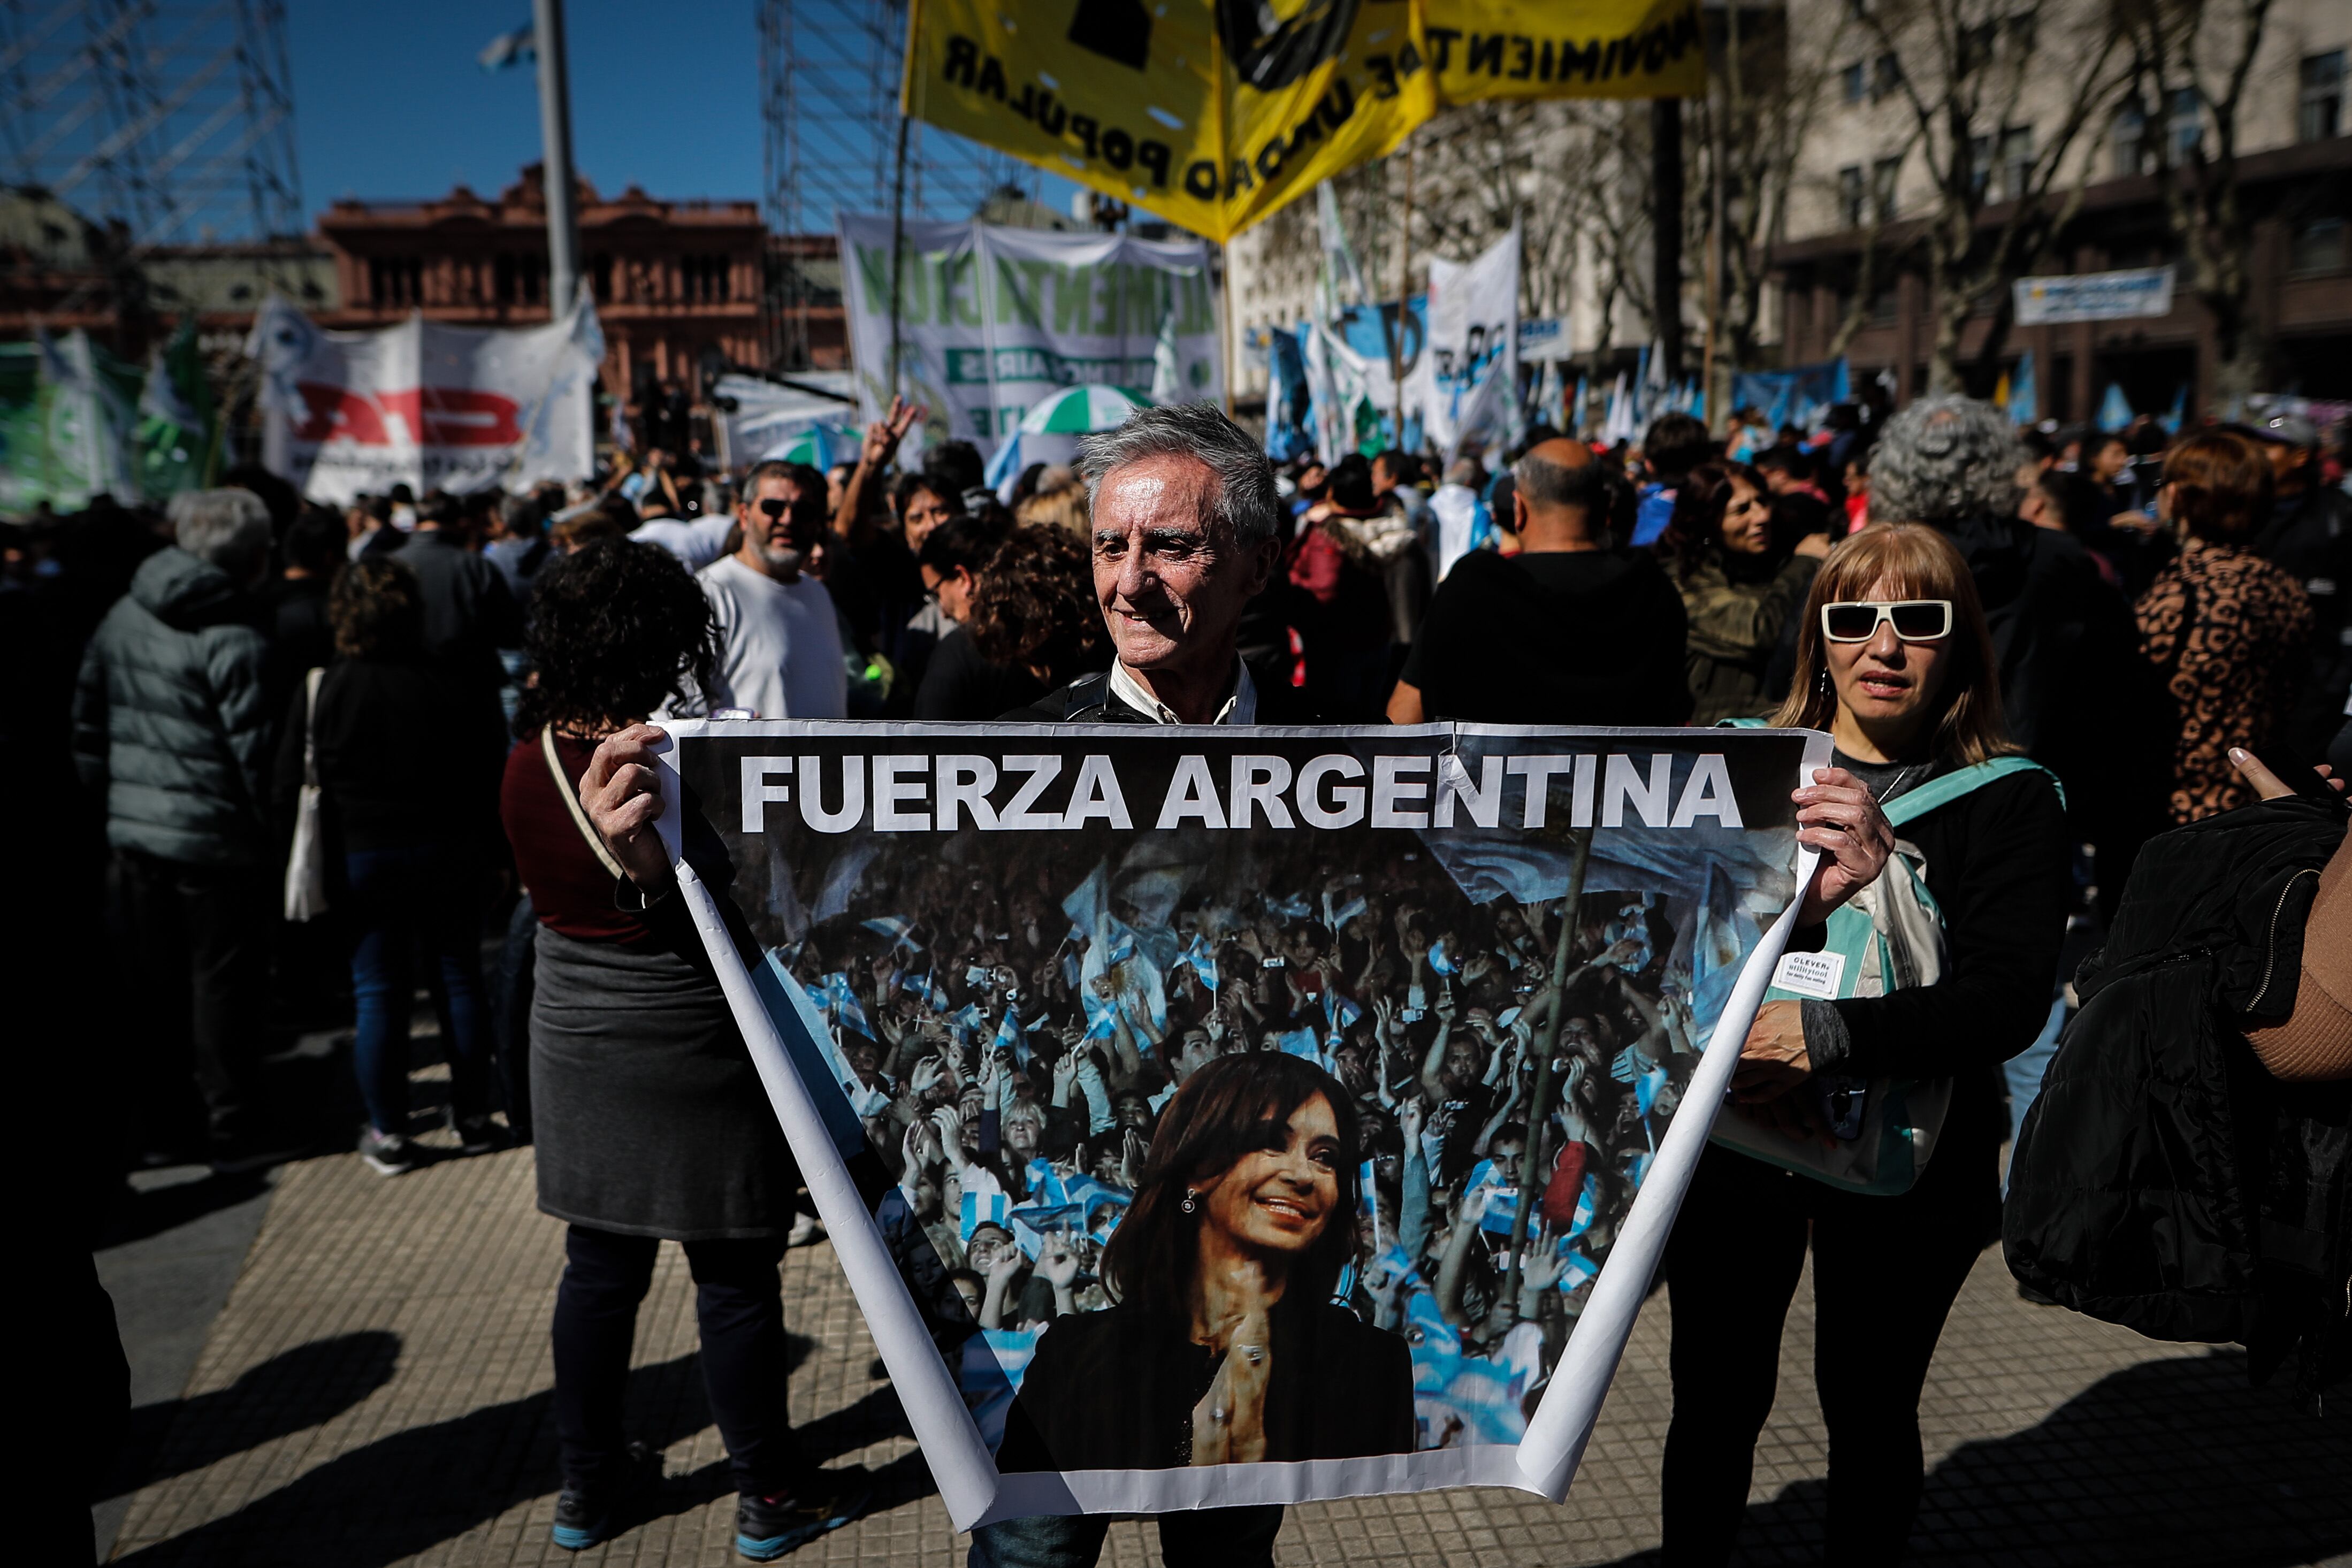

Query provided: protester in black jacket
[275,558,498,1174]
[1867,394,2168,912]
[399,490,524,771]
[2007,753,2347,1405]
[1662,524,2069,1568]
[1387,438,1690,727]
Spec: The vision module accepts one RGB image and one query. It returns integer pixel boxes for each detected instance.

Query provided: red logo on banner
[292,384,524,447]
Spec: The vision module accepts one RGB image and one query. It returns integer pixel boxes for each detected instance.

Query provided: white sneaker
[360,1127,415,1176]
[787,1212,826,1248]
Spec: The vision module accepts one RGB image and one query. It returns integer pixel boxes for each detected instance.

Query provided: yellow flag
[905,0,1438,242]
[1427,0,1705,103]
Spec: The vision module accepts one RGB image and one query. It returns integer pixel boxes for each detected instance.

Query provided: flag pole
[532,0,581,314]
[1502,826,1592,1310]
[1389,137,1415,450]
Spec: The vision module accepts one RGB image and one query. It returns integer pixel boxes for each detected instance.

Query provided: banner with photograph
[243,295,602,504]
[1410,223,1521,458]
[838,215,1223,449]
[652,721,1827,1525]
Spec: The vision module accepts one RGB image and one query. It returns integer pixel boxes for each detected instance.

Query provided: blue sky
[287,1,769,217]
[284,0,1073,227]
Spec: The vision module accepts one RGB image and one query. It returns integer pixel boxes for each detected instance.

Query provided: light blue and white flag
[478,22,535,71]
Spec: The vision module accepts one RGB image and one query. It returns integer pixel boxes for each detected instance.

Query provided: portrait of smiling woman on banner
[997,1052,1415,1471]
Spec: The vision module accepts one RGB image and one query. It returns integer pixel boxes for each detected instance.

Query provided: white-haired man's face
[1090,452,1278,676]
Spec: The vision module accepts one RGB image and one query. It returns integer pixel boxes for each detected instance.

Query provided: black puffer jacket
[2006,797,2349,1393]
[71,547,273,867]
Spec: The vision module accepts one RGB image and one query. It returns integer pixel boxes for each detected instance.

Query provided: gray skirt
[530,923,798,1241]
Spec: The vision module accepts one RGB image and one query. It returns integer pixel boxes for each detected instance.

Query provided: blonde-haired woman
[1662,524,2072,1566]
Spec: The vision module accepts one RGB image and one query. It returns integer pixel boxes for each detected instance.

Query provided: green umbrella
[1015,384,1152,435]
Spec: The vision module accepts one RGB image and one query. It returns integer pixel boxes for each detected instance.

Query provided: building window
[495,253,518,304]
[1838,165,1865,227]
[1872,155,1902,220]
[369,255,423,307]
[683,254,734,304]
[1998,125,2033,201]
[1842,60,1866,103]
[2113,100,2149,176]
[2167,86,2203,161]
[2302,50,2345,142]
[591,253,614,302]
[2289,216,2347,275]
[1872,52,1902,100]
[1957,21,1998,77]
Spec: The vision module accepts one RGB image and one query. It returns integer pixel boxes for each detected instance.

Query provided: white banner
[244,296,602,504]
[1412,225,1522,459]
[2012,266,2176,327]
[712,371,862,468]
[837,216,1224,449]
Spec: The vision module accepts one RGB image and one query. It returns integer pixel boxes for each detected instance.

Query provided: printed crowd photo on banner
[651,722,1828,1525]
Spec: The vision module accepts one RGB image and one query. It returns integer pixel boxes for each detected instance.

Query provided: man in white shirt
[697,460,847,718]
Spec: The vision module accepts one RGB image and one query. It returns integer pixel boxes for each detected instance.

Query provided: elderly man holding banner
[577,406,1896,1568]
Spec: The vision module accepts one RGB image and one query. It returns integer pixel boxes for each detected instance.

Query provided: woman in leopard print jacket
[2135,430,2315,822]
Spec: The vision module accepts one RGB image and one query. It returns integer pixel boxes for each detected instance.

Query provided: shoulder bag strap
[301,667,325,787]
[541,724,629,881]
[1882,755,2063,827]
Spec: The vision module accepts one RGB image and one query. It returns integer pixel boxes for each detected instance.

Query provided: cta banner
[1428,0,1705,103]
[2012,266,2176,327]
[244,295,602,504]
[838,215,1223,447]
[654,721,1828,1525]
[906,0,1434,241]
[904,0,1701,241]
[1411,223,1521,459]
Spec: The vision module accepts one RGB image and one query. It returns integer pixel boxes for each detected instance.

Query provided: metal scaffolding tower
[0,0,303,247]
[758,0,1031,366]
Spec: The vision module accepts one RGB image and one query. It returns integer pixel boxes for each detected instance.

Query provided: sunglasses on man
[757,496,792,520]
[1819,600,1952,643]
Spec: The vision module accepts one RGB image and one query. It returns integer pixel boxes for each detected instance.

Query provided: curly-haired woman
[273,556,498,1175]
[498,539,869,1556]
[966,522,1115,709]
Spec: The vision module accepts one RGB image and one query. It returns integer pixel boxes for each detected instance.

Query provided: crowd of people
[14,378,2350,1568]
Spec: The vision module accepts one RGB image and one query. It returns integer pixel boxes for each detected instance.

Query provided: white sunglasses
[1820,600,1953,643]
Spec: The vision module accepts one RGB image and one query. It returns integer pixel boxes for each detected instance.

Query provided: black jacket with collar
[998,666,1325,724]
[2005,796,2348,1396]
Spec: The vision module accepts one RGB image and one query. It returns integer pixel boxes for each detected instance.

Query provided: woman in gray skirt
[498,538,868,1558]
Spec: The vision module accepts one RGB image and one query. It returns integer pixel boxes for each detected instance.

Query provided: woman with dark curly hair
[1656,462,1831,724]
[498,539,870,1557]
[274,556,498,1175]
[965,522,1114,708]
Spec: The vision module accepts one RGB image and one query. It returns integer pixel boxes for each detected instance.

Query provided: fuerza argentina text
[735,752,1744,836]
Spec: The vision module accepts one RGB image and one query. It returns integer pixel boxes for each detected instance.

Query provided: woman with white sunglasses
[1659,523,2072,1567]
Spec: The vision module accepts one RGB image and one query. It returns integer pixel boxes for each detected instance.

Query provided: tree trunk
[1651,98,1685,384]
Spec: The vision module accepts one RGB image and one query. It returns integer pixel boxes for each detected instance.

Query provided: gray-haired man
[74,488,283,1168]
[984,404,1307,1568]
[1003,402,1319,725]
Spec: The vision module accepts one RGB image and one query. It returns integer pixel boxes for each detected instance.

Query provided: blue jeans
[2002,992,2069,1194]
[343,843,490,1136]
[968,1506,1282,1568]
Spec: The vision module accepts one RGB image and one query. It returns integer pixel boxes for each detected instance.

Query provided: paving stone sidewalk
[108,1142,2352,1567]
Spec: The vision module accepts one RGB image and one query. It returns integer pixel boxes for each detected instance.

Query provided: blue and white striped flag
[477,21,535,71]
[861,915,923,951]
[959,1188,1011,1242]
